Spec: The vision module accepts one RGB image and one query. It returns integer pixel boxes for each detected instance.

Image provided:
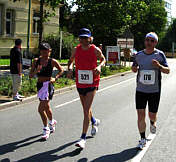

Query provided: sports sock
[150,120,155,125]
[140,132,146,139]
[91,117,96,125]
[81,133,86,140]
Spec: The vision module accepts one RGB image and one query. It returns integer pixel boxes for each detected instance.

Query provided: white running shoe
[150,124,156,134]
[49,119,57,133]
[137,138,147,150]
[75,138,86,149]
[13,95,22,101]
[17,93,25,98]
[41,127,50,140]
[91,119,100,137]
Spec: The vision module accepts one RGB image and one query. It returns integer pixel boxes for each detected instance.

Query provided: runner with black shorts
[29,43,64,140]
[132,32,170,149]
[68,28,106,149]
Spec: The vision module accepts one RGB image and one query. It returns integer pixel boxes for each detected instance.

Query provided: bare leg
[149,112,157,126]
[44,100,53,121]
[137,109,146,134]
[38,101,48,127]
[79,90,96,135]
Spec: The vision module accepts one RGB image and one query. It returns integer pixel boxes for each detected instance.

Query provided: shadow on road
[0,134,42,155]
[1,158,10,162]
[77,158,88,162]
[0,99,12,104]
[91,147,138,162]
[17,140,83,162]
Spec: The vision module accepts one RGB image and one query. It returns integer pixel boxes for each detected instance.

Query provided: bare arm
[152,59,170,74]
[94,47,106,75]
[17,63,22,76]
[131,57,138,73]
[159,65,170,74]
[52,59,64,79]
[67,48,76,78]
[68,47,76,71]
[131,65,138,73]
[29,59,41,78]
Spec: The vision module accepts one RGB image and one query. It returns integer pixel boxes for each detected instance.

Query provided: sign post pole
[172,42,175,58]
[59,31,63,60]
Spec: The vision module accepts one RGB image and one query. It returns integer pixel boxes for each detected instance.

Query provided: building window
[165,2,171,10]
[33,11,40,34]
[6,10,14,36]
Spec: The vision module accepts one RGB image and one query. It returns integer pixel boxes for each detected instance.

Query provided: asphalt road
[0,58,176,162]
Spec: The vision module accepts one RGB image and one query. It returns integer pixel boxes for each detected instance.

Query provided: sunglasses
[80,36,89,39]
[145,38,155,43]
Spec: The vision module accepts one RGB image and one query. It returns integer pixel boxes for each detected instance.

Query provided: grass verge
[0,59,68,66]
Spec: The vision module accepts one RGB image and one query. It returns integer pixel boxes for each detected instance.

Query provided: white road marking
[55,98,80,108]
[131,133,156,162]
[55,77,134,108]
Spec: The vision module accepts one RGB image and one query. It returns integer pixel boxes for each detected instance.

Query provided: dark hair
[15,39,22,46]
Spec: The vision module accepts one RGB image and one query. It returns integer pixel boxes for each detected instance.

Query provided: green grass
[0,59,10,66]
[101,66,131,77]
[0,59,69,66]
[57,59,68,64]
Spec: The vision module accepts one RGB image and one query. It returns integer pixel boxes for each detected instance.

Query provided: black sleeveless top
[36,58,53,77]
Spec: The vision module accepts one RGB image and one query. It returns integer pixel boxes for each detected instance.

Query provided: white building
[164,0,173,26]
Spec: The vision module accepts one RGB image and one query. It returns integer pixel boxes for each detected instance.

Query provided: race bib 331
[78,70,93,84]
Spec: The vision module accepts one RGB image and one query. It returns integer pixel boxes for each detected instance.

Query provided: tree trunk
[39,0,44,46]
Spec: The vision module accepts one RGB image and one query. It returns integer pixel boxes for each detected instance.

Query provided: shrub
[0,75,75,97]
[44,30,79,59]
[0,76,12,96]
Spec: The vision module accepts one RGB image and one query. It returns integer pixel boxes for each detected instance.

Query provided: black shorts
[135,91,161,113]
[37,82,54,101]
[77,87,98,96]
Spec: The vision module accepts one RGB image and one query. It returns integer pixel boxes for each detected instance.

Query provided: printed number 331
[81,74,89,80]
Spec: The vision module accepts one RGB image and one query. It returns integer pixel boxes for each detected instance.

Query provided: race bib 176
[139,70,155,85]
[78,70,93,84]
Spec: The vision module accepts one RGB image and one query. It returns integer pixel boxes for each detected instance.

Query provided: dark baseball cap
[79,28,91,38]
[39,42,51,50]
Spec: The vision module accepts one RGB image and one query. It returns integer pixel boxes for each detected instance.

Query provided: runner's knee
[149,112,157,121]
[138,111,145,122]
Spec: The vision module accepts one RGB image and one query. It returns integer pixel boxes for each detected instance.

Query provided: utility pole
[27,0,31,55]
[172,42,175,58]
[59,31,63,60]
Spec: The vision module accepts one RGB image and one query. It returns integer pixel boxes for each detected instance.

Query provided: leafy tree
[60,1,72,28]
[158,19,176,52]
[67,0,167,51]
[130,0,167,50]
[70,0,147,46]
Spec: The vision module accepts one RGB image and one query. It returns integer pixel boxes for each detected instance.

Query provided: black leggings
[136,91,161,113]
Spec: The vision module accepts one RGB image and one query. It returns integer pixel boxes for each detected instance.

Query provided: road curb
[0,71,132,110]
